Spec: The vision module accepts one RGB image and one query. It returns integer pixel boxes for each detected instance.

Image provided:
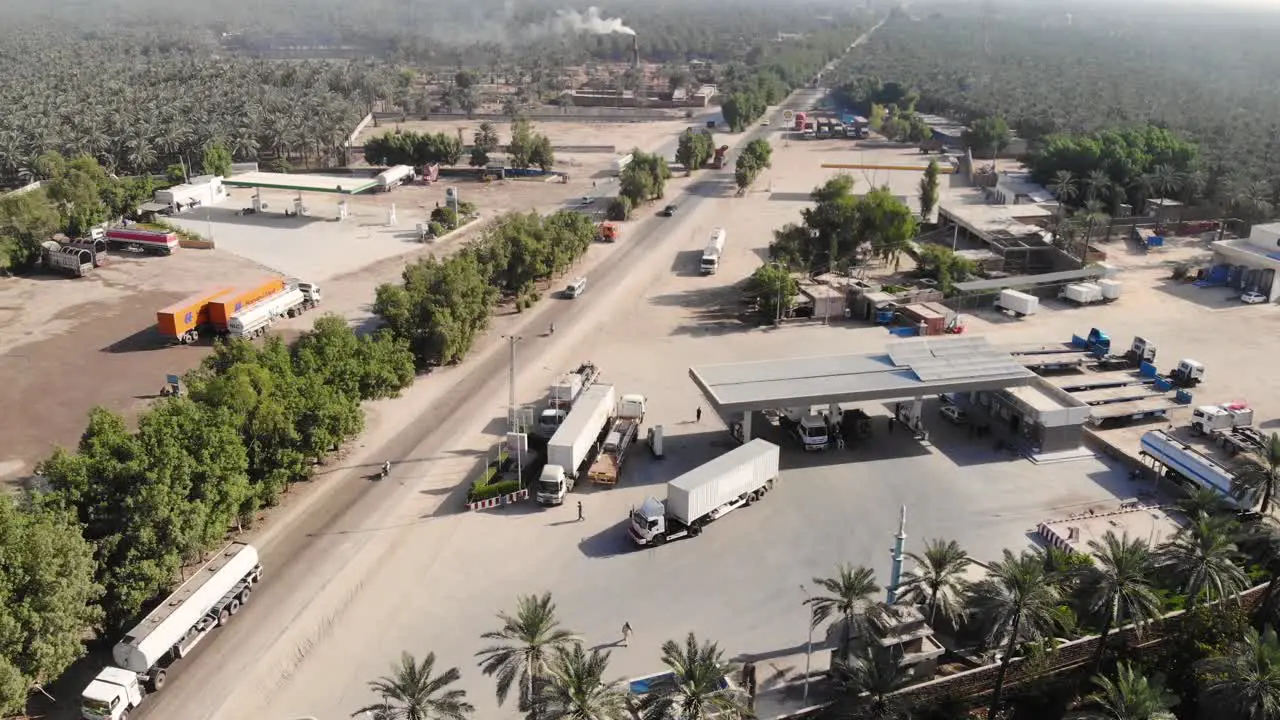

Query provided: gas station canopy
[223,171,379,195]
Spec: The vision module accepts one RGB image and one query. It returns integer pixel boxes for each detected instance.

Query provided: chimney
[631,35,639,69]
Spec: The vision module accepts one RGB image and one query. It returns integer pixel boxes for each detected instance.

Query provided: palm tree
[476,593,579,716]
[1199,626,1280,720]
[638,633,750,720]
[1084,168,1112,204]
[1176,486,1231,521]
[830,644,908,720]
[896,538,971,627]
[1048,170,1078,214]
[1086,662,1176,720]
[537,644,631,720]
[965,549,1062,720]
[1158,516,1248,605]
[1147,164,1183,224]
[1077,199,1110,250]
[1233,432,1280,513]
[1082,532,1162,670]
[805,563,881,655]
[353,651,474,720]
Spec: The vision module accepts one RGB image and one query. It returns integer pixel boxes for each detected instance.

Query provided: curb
[468,487,529,511]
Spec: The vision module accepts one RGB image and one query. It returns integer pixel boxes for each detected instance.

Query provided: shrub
[431,206,460,229]
[428,221,447,238]
[606,196,632,221]
[468,479,521,502]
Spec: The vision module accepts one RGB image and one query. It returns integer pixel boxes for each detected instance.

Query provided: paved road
[101,23,883,720]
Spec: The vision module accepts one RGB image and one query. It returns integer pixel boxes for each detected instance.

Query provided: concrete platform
[1038,504,1184,556]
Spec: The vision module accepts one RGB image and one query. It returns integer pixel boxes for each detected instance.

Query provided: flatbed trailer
[1021,355,1088,372]
[1214,425,1270,457]
[999,342,1079,356]
[1090,397,1184,427]
[1049,371,1153,392]
[1072,385,1164,406]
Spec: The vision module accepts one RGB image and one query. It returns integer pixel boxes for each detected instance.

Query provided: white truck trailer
[538,384,617,505]
[538,362,602,437]
[376,165,417,192]
[41,241,95,277]
[614,153,634,175]
[1140,430,1252,509]
[699,228,727,275]
[996,289,1038,317]
[587,394,647,485]
[80,543,262,720]
[227,281,322,338]
[628,439,780,546]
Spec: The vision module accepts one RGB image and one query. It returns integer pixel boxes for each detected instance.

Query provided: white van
[564,277,588,298]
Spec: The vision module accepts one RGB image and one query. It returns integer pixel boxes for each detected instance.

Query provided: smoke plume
[556,6,636,35]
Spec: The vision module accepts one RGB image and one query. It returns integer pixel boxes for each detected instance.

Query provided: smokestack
[631,35,639,69]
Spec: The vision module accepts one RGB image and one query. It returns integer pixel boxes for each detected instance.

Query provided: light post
[501,334,522,433]
[800,583,814,705]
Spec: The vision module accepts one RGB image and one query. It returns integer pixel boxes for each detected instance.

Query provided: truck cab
[782,409,829,451]
[629,496,683,546]
[295,281,322,305]
[537,464,573,505]
[538,408,567,437]
[81,667,142,720]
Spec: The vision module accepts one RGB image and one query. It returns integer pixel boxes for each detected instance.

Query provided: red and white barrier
[467,488,531,511]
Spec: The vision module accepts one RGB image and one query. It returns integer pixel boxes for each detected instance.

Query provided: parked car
[661,204,678,217]
[1241,290,1267,304]
[939,405,968,425]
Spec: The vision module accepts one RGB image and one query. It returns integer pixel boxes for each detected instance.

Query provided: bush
[428,221,447,238]
[431,206,459,229]
[607,196,631,221]
[468,479,521,503]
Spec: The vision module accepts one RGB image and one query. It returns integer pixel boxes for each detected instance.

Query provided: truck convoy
[700,228,727,275]
[155,278,320,344]
[588,394,647,485]
[41,241,95,277]
[628,439,780,546]
[80,542,262,720]
[539,362,602,437]
[539,384,618,505]
[106,226,180,255]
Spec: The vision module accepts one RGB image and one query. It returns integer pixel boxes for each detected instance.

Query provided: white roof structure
[689,336,1036,413]
[223,171,379,195]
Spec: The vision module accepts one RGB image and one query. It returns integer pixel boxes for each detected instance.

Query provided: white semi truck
[587,394,648,485]
[700,228,727,275]
[228,281,322,338]
[628,439,780,546]
[538,362,602,437]
[81,542,262,720]
[538,384,618,505]
[376,165,417,191]
[1140,430,1252,509]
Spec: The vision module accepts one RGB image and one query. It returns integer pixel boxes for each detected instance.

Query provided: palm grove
[356,464,1280,720]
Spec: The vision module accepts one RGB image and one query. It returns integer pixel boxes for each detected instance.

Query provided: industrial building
[935,202,1061,274]
[689,336,1095,458]
[1210,221,1280,302]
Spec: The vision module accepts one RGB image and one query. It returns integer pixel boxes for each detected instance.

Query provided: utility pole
[502,335,522,432]
[886,505,907,604]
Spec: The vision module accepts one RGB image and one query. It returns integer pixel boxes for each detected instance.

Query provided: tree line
[374,209,596,367]
[364,119,555,173]
[353,461,1280,720]
[0,316,415,714]
[0,149,230,272]
[770,175,918,274]
[733,139,773,192]
[609,150,673,221]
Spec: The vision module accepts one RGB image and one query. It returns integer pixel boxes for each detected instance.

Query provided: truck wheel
[240,587,252,604]
[218,608,231,626]
[653,535,666,546]
[689,525,702,537]
[149,669,167,692]
[229,598,242,615]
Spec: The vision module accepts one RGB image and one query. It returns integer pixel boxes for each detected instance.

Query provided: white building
[1211,222,1280,302]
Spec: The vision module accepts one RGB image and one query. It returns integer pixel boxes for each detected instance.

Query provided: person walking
[621,621,633,647]
[577,501,584,521]
[696,406,702,423]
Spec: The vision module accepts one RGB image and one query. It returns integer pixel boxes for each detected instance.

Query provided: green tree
[1086,662,1176,720]
[374,251,499,367]
[829,645,908,720]
[966,549,1063,720]
[858,187,919,271]
[473,122,501,154]
[916,245,976,294]
[508,118,554,171]
[1198,626,1280,720]
[606,196,632,221]
[676,131,709,174]
[469,147,490,168]
[1158,516,1249,605]
[476,593,578,715]
[962,116,1011,158]
[1146,163,1183,220]
[0,498,103,715]
[354,651,475,720]
[537,645,631,720]
[745,263,797,323]
[1232,432,1280,513]
[896,538,971,627]
[619,150,670,206]
[201,141,234,177]
[805,564,881,656]
[638,633,750,720]
[0,189,62,272]
[919,159,941,220]
[1082,531,1162,670]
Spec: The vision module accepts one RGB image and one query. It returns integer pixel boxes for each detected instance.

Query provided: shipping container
[206,277,287,331]
[156,287,235,342]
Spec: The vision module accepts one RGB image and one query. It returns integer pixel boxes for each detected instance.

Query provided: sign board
[782,110,795,125]
[166,374,181,387]
[842,114,856,125]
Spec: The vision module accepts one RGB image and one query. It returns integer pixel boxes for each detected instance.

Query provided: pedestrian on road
[621,622,633,647]
[696,406,702,423]
[577,501,584,521]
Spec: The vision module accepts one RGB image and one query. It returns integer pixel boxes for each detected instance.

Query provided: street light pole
[502,335,522,433]
[800,583,814,705]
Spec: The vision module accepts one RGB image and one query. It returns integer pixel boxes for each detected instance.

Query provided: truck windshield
[631,510,659,530]
[538,479,561,494]
[802,425,826,439]
[82,698,113,717]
